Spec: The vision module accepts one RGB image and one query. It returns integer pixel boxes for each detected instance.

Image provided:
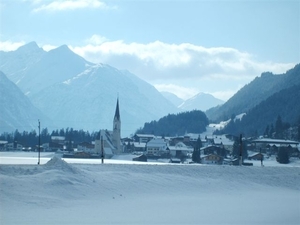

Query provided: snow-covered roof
[252,138,299,145]
[135,134,155,138]
[209,134,234,146]
[168,145,193,152]
[133,142,146,148]
[51,136,65,140]
[147,138,167,147]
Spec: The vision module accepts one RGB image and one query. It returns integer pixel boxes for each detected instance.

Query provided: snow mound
[45,156,79,174]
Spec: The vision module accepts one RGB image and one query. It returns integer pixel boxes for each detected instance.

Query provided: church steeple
[112,98,121,153]
[114,98,120,121]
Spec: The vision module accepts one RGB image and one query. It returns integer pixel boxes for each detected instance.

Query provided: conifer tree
[277,147,289,164]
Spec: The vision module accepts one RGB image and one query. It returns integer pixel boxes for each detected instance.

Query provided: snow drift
[0,156,299,225]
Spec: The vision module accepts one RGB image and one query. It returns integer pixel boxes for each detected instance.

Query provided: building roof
[51,136,65,141]
[252,138,299,145]
[133,142,146,148]
[135,134,156,138]
[147,138,167,147]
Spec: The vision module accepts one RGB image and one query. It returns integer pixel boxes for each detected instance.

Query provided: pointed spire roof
[114,98,120,120]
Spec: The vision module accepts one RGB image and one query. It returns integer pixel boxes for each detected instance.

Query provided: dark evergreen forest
[136,110,209,136]
[216,84,300,139]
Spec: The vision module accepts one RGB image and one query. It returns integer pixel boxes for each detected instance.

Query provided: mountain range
[161,91,224,111]
[1,42,299,138]
[0,42,178,136]
[206,64,300,122]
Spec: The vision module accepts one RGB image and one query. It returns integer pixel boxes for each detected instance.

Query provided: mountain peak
[178,92,224,111]
[49,44,72,53]
[16,41,40,52]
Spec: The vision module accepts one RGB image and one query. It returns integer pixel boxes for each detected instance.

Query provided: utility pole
[38,120,41,165]
[239,134,243,166]
[101,135,104,164]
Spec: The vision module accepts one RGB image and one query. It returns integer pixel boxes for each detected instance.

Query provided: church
[94,99,122,157]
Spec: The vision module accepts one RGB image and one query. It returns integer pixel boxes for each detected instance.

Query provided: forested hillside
[136,110,209,136]
[218,84,300,137]
[206,64,300,122]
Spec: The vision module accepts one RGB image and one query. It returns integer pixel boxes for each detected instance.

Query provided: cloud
[1,38,295,101]
[0,40,26,51]
[32,0,110,12]
[69,36,296,101]
[70,37,295,81]
[42,44,58,51]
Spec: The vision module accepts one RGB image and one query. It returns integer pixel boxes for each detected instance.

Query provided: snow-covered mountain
[160,91,184,107]
[178,92,224,111]
[0,42,93,96]
[0,71,52,133]
[0,43,178,136]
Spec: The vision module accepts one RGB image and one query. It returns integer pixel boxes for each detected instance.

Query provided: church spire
[114,98,120,121]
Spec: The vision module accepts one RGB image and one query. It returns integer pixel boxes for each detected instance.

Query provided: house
[133,134,155,143]
[146,138,169,157]
[132,142,146,152]
[206,134,234,152]
[252,138,299,151]
[51,136,65,145]
[77,142,95,153]
[6,142,23,151]
[201,154,223,165]
[0,140,8,151]
[201,145,227,156]
[168,142,193,158]
[248,152,264,161]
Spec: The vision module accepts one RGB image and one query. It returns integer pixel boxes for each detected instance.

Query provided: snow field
[0,155,299,225]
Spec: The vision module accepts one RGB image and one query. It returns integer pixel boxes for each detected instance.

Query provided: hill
[136,110,209,136]
[206,64,300,122]
[0,71,52,133]
[219,84,300,137]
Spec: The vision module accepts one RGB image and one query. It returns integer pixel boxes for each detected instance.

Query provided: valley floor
[0,152,299,225]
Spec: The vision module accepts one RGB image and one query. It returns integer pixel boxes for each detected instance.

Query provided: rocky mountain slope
[0,71,52,133]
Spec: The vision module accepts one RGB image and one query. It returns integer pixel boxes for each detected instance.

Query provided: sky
[0,0,299,101]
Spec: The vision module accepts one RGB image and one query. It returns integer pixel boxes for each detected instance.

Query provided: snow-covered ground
[0,152,299,225]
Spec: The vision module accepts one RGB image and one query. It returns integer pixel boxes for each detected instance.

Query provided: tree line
[0,128,99,148]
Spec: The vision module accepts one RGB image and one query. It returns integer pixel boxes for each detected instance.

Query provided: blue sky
[0,0,299,100]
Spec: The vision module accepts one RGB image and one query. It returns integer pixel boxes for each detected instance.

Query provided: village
[0,99,299,165]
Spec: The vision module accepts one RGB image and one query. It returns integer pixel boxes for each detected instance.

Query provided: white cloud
[1,38,295,102]
[41,44,57,51]
[0,40,26,51]
[69,36,296,101]
[86,34,109,45]
[33,0,109,12]
[70,38,295,80]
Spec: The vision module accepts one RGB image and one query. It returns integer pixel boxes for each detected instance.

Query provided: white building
[168,142,193,158]
[146,138,168,157]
